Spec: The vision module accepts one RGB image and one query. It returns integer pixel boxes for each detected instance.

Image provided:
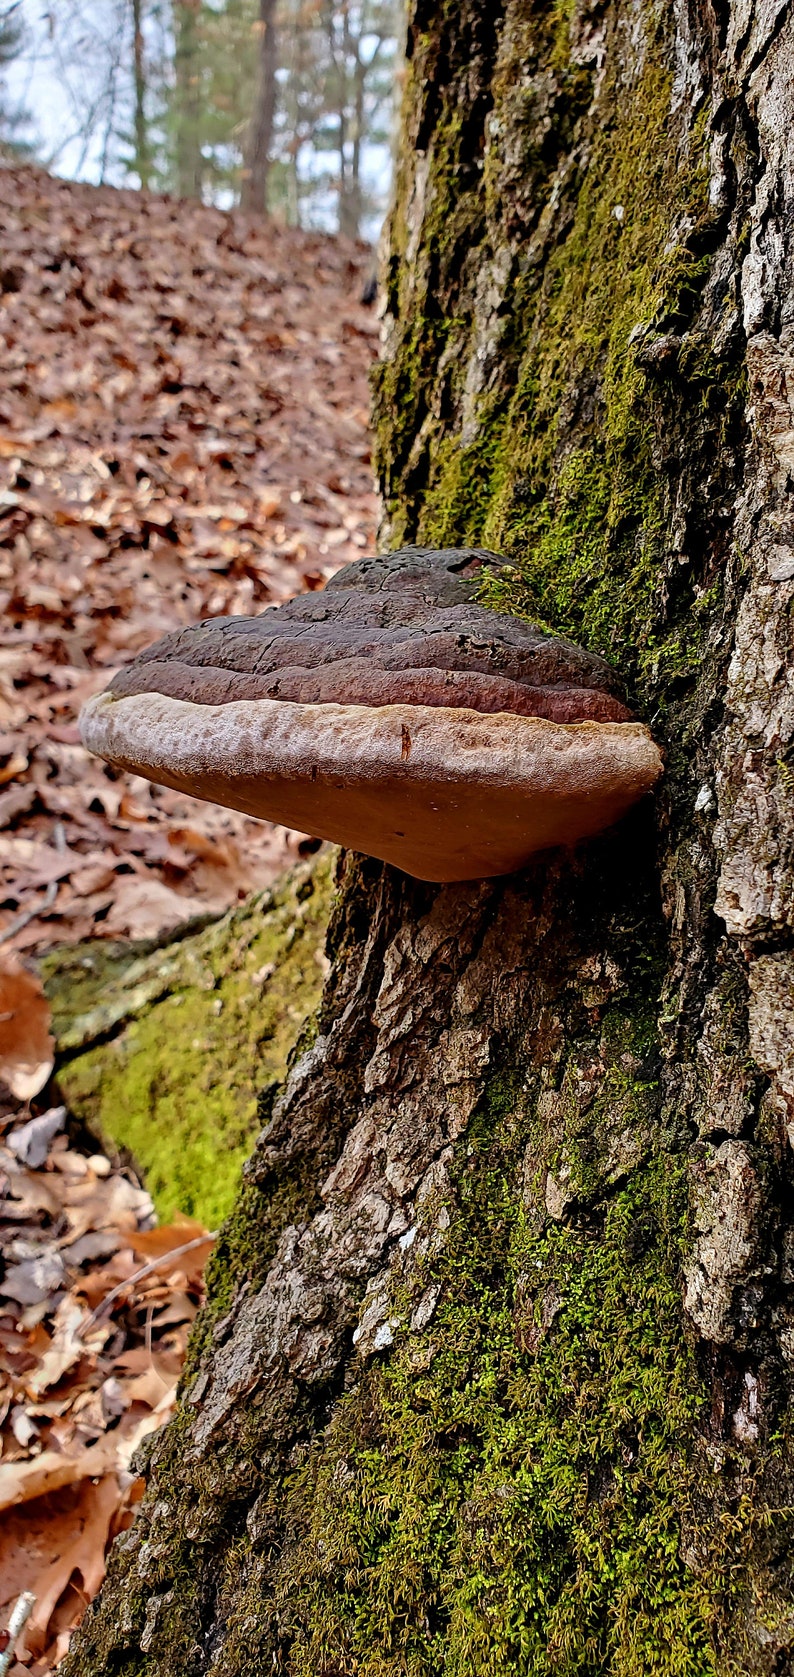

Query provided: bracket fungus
[80,546,662,882]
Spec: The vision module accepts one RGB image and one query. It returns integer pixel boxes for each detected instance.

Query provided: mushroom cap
[80,547,663,882]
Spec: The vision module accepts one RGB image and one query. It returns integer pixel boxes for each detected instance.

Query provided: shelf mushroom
[80,546,663,882]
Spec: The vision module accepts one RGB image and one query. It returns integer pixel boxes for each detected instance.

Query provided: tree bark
[337,3,361,239]
[65,0,794,1673]
[241,0,278,215]
[327,3,353,237]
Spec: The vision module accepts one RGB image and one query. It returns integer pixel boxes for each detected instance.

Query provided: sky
[7,1,138,185]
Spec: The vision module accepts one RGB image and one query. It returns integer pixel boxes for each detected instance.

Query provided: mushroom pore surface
[81,546,663,881]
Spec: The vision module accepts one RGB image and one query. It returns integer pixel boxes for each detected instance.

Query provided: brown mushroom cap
[80,547,663,882]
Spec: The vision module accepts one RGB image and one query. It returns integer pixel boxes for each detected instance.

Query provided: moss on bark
[47,854,332,1226]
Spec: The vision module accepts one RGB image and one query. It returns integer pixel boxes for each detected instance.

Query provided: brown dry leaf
[119,1366,177,1409]
[26,1298,87,1397]
[0,1475,120,1663]
[0,156,373,1664]
[0,1433,122,1512]
[0,962,54,1101]
[127,1215,210,1265]
[102,875,210,940]
[0,752,28,786]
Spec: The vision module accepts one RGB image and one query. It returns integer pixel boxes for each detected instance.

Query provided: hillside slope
[0,167,379,953]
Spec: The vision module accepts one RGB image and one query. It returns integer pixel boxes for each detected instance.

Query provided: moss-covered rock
[46,853,333,1227]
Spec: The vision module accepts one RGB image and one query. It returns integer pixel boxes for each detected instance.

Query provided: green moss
[273,1108,718,1675]
[360,7,753,1666]
[376,13,742,709]
[54,855,333,1227]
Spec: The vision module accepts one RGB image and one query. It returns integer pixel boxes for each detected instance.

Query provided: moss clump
[271,1109,718,1676]
[52,854,333,1227]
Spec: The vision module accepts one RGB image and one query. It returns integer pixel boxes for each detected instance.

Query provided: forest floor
[0,165,379,1671]
[0,164,378,956]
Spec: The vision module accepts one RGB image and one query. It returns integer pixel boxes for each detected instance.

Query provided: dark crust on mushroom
[109,546,633,722]
[109,659,631,722]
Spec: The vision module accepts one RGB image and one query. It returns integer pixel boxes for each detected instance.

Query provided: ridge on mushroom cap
[80,546,663,882]
[107,545,631,721]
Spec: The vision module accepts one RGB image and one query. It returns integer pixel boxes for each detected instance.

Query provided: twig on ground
[0,1592,36,1676]
[82,1233,218,1332]
[0,879,59,946]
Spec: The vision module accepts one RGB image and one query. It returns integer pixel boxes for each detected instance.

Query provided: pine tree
[273,0,400,236]
[172,0,204,196]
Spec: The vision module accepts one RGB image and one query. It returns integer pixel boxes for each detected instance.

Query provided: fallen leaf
[119,1366,177,1408]
[103,875,209,940]
[0,163,377,955]
[0,1433,122,1511]
[127,1216,209,1263]
[7,1105,66,1169]
[0,783,36,827]
[0,963,54,1101]
[0,1475,120,1660]
[0,752,27,786]
[0,1251,66,1307]
[26,1298,86,1396]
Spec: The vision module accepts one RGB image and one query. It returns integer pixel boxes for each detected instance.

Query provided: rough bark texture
[65,0,794,1672]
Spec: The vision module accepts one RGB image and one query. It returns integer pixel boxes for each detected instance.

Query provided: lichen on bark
[63,0,794,1672]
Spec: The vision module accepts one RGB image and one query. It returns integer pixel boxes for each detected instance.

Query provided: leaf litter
[0,164,380,1667]
[0,164,379,956]
[0,985,215,1671]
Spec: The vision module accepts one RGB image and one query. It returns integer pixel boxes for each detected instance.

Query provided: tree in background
[131,0,154,187]
[240,0,278,213]
[268,0,326,225]
[315,0,400,238]
[171,0,203,195]
[10,0,402,232]
[169,0,402,234]
[14,0,169,186]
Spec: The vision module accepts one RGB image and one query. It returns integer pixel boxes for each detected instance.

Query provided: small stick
[0,879,58,946]
[0,1591,36,1676]
[81,1232,217,1332]
[0,823,66,947]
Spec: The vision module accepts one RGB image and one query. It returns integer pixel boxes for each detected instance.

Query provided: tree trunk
[325,1,353,237]
[241,0,278,215]
[340,39,365,241]
[64,0,794,1672]
[173,0,203,199]
[131,0,152,190]
[130,0,150,186]
[337,6,362,239]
